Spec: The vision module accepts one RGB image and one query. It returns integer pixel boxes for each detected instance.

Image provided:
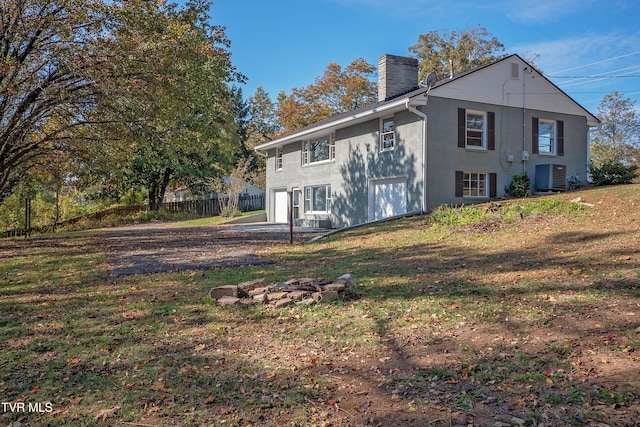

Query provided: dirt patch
[99,222,322,276]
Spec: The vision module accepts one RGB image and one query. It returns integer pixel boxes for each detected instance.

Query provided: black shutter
[458,108,466,148]
[532,117,539,154]
[557,120,564,156]
[487,112,495,151]
[489,173,497,198]
[455,171,464,197]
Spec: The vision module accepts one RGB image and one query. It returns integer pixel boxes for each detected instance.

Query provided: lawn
[1,185,639,426]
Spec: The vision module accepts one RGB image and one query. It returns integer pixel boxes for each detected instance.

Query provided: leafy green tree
[408,25,506,82]
[247,87,281,147]
[245,87,280,188]
[95,0,244,210]
[0,1,106,203]
[590,91,640,166]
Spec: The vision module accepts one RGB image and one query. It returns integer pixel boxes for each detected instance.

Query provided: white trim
[465,109,487,150]
[379,116,395,152]
[462,171,489,198]
[537,118,556,155]
[254,96,414,152]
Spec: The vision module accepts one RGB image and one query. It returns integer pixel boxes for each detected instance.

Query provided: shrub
[505,173,530,198]
[588,161,638,185]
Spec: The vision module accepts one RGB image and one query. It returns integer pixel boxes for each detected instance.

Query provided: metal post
[288,190,293,244]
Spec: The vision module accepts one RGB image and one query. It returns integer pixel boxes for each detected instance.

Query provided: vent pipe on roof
[449,59,454,79]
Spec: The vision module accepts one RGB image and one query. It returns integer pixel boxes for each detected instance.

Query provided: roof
[254,54,599,152]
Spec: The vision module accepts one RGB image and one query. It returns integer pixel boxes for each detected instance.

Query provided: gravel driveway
[99,222,326,277]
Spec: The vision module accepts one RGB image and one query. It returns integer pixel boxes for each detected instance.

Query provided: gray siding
[425,96,589,211]
[264,96,590,228]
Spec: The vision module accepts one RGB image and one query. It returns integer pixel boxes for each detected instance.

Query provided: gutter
[405,98,428,214]
[254,96,416,153]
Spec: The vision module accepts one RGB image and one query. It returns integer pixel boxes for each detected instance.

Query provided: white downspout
[406,99,428,214]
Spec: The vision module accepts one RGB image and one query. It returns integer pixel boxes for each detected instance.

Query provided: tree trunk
[148,168,172,211]
[52,186,60,233]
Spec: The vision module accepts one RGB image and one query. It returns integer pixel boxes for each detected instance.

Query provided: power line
[553,75,640,78]
[547,51,640,75]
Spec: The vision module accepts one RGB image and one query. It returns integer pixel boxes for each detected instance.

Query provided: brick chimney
[377,54,419,102]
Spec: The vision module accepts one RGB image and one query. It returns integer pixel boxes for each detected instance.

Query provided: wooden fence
[161,194,265,215]
[2,194,265,238]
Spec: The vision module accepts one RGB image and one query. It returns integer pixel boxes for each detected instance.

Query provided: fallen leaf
[94,406,120,421]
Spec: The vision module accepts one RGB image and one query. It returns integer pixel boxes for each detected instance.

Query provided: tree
[408,26,506,82]
[276,58,377,134]
[245,87,280,188]
[210,156,252,217]
[0,1,106,204]
[95,0,244,211]
[246,87,280,146]
[590,91,640,166]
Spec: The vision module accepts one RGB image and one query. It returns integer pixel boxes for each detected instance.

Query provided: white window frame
[304,185,332,213]
[463,172,488,198]
[302,135,335,166]
[292,187,301,219]
[465,110,487,150]
[275,147,283,171]
[380,117,395,152]
[538,119,556,155]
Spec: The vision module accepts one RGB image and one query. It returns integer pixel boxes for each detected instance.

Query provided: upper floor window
[538,119,555,154]
[275,147,283,171]
[380,117,395,152]
[532,117,564,156]
[465,110,486,149]
[302,135,335,165]
[458,108,495,151]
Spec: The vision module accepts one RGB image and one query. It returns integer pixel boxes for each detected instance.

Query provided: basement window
[304,185,332,213]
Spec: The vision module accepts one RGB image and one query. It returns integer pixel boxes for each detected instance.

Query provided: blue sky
[209,0,640,114]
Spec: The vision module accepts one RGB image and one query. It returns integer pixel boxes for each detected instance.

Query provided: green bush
[588,161,638,185]
[505,173,530,198]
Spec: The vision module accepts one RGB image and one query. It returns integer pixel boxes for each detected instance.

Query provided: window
[455,171,497,198]
[304,185,331,213]
[465,110,486,148]
[302,135,335,165]
[380,117,395,151]
[275,148,283,171]
[458,108,495,150]
[464,172,487,197]
[532,117,564,156]
[292,188,301,219]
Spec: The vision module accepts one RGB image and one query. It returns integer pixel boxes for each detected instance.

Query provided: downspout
[405,99,428,214]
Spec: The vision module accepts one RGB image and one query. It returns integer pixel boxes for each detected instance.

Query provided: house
[163,178,265,203]
[254,54,600,229]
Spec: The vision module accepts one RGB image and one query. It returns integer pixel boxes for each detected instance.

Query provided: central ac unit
[535,164,567,191]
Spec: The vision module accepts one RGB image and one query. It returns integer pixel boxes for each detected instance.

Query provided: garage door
[371,177,406,221]
[273,190,289,223]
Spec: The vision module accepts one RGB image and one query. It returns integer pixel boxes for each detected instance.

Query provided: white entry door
[273,190,289,223]
[371,177,407,221]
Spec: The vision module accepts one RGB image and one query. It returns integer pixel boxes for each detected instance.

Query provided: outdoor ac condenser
[535,164,567,191]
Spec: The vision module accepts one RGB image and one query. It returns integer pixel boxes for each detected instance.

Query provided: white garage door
[371,177,407,221]
[273,190,289,223]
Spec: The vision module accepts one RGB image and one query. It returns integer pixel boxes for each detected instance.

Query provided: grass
[1,186,640,426]
[166,210,265,228]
